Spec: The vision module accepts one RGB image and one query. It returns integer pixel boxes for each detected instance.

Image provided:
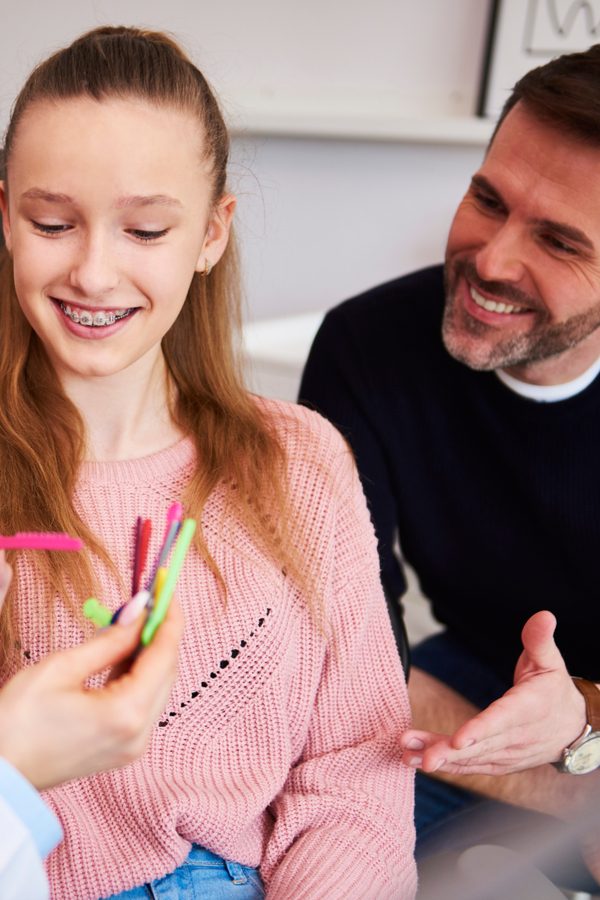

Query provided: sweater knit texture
[9,399,416,899]
[299,264,600,684]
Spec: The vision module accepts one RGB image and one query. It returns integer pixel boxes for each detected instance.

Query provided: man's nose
[68,233,119,299]
[474,222,526,285]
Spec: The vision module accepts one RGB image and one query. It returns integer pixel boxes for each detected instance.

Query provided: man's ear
[0,183,12,252]
[195,193,236,274]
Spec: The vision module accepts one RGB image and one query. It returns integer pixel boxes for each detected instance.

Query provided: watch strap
[572,677,600,732]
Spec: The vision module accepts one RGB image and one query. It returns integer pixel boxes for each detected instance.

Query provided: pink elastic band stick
[0,532,83,551]
[165,502,182,536]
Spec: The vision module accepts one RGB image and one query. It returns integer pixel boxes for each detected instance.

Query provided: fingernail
[457,738,476,749]
[406,756,422,768]
[405,738,425,751]
[117,590,150,626]
[432,759,446,772]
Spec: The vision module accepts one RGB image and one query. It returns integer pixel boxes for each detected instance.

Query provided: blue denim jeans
[411,631,599,894]
[104,845,264,900]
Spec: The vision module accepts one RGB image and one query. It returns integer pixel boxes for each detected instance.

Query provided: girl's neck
[61,352,184,462]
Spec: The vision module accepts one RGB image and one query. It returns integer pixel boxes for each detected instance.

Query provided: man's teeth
[59,303,131,326]
[470,286,525,315]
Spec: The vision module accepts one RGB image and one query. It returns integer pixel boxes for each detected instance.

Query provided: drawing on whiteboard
[524,0,600,55]
[478,0,600,118]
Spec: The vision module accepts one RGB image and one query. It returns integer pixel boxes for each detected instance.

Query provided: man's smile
[469,285,530,316]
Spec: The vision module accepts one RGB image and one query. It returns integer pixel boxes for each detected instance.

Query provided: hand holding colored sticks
[84,503,195,647]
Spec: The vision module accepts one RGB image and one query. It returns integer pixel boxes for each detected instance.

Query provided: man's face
[443,102,600,384]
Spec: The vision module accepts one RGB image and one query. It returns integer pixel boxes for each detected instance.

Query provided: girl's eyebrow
[21,188,72,203]
[115,194,183,209]
[20,188,182,209]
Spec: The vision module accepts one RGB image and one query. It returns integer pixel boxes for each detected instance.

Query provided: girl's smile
[54,299,140,339]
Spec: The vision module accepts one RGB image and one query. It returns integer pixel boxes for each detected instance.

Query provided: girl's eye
[31,220,71,235]
[129,228,169,242]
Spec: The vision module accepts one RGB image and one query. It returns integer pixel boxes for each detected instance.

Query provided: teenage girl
[0,26,416,899]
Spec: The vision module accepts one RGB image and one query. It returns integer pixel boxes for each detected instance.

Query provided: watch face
[568,734,600,774]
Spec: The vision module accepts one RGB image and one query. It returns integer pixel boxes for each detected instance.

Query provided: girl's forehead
[22,92,200,129]
[12,96,205,163]
[8,96,210,199]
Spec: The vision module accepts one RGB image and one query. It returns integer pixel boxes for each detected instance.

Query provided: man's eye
[544,234,577,255]
[31,221,70,235]
[474,192,501,212]
[129,229,169,242]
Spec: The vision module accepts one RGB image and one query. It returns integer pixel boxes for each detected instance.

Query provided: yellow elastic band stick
[141,518,196,646]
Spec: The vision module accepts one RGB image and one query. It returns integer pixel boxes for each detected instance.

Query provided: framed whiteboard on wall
[478,0,600,119]
[0,0,491,142]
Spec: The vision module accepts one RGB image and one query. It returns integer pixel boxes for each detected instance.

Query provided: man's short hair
[491,43,600,146]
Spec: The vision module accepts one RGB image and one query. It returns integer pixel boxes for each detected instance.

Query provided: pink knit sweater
[12,399,416,899]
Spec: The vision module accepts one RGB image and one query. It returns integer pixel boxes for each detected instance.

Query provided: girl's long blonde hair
[0,26,310,662]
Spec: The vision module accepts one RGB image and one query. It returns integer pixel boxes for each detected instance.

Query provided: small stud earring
[202,259,213,277]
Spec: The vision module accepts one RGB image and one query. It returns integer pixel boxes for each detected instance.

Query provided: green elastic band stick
[83,597,113,628]
[141,518,196,646]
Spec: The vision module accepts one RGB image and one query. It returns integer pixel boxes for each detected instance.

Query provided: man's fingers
[450,703,508,749]
[400,729,448,753]
[520,610,560,669]
[401,730,448,770]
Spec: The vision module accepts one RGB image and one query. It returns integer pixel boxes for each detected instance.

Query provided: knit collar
[78,437,195,486]
[496,354,600,403]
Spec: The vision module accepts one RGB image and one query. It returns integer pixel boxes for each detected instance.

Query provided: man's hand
[0,586,183,790]
[401,611,587,775]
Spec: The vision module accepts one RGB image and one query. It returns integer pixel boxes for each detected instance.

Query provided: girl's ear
[195,193,236,274]
[0,183,12,252]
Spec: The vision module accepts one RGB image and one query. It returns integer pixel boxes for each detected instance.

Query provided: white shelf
[230,112,495,146]
[242,311,324,402]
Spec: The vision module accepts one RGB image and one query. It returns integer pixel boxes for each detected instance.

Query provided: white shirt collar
[496,355,600,402]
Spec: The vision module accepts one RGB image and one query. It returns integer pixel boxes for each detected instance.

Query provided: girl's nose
[68,233,119,299]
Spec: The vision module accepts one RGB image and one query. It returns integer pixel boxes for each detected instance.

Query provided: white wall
[231,135,484,320]
[0,0,493,320]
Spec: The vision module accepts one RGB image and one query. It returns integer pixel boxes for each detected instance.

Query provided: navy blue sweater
[299,265,600,683]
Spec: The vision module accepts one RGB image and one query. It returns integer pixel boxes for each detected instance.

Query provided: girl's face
[0,97,235,384]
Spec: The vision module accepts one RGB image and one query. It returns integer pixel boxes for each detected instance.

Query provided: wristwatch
[556,677,600,775]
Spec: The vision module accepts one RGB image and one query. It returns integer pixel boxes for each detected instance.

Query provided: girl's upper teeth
[60,303,130,326]
[470,286,521,315]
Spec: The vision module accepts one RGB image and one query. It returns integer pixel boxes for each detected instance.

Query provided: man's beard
[442,259,600,371]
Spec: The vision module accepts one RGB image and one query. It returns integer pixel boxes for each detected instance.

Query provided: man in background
[300,44,600,891]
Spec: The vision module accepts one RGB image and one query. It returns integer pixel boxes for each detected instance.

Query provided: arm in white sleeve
[0,758,62,900]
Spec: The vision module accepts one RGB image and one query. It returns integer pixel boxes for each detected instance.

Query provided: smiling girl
[0,27,415,900]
